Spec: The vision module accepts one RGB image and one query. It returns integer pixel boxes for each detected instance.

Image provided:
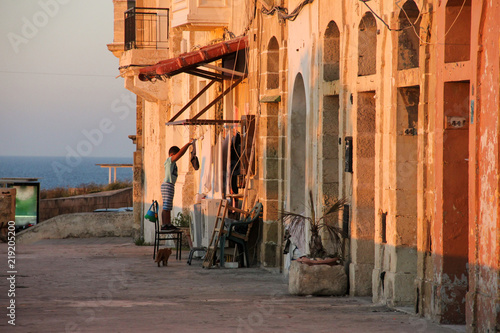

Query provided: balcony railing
[124,7,169,51]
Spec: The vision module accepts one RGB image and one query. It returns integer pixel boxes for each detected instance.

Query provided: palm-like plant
[281,191,347,260]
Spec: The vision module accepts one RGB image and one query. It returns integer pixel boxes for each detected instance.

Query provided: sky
[0,0,135,158]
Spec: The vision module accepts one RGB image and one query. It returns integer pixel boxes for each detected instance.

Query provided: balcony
[124,7,169,51]
[171,0,230,29]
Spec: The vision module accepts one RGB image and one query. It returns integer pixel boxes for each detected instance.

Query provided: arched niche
[267,37,280,89]
[324,21,340,82]
[358,12,377,76]
[398,0,420,70]
[445,0,471,63]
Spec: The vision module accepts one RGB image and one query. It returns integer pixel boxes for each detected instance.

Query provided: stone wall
[16,211,133,245]
[39,188,132,222]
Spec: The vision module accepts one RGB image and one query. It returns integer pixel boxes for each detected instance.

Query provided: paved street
[0,238,464,332]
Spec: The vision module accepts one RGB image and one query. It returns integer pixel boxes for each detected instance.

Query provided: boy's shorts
[161,182,175,211]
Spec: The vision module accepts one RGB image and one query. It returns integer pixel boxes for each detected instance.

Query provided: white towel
[201,131,212,193]
[213,135,223,198]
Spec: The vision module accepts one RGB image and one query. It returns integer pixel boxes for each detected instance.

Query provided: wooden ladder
[202,199,229,268]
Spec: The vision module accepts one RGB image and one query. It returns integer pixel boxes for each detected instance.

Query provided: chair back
[242,202,263,239]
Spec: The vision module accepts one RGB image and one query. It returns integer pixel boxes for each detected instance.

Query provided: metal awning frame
[139,36,248,80]
[165,119,241,126]
[168,73,246,124]
[138,36,249,125]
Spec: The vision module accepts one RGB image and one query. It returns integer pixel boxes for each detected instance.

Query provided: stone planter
[296,256,341,266]
[288,260,348,296]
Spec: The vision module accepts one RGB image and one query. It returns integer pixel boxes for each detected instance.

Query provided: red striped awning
[138,35,248,81]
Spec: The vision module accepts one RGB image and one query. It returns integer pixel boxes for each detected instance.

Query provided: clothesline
[192,127,247,201]
[171,112,258,209]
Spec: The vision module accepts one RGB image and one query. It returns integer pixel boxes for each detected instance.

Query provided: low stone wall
[16,211,133,244]
[40,187,132,222]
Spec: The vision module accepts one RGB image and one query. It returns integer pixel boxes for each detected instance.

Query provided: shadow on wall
[347,236,475,326]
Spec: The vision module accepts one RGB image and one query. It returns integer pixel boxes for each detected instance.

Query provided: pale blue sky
[0,0,135,157]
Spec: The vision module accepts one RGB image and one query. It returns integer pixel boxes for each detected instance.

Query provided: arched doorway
[289,73,307,213]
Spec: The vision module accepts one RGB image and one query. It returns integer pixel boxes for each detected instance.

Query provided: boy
[161,139,194,230]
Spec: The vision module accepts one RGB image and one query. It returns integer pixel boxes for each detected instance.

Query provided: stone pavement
[0,238,464,333]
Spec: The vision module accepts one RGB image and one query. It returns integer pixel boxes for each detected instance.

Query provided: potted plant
[172,211,191,248]
[280,191,348,296]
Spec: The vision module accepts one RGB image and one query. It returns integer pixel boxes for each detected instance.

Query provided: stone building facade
[108,0,499,331]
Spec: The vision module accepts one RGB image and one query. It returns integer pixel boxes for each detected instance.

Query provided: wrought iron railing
[124,7,169,51]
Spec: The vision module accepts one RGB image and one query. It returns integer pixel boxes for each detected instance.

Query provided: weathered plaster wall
[432,0,472,325]
[466,1,500,331]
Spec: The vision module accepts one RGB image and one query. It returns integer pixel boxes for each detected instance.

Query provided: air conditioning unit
[201,199,221,247]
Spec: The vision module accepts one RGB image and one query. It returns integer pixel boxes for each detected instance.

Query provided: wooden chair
[219,202,263,268]
[148,200,182,261]
[154,223,182,261]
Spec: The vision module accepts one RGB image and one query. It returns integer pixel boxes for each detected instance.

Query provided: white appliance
[191,203,202,248]
[201,199,221,247]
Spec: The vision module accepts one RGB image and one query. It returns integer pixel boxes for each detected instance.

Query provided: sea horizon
[0,154,132,158]
[0,155,133,190]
